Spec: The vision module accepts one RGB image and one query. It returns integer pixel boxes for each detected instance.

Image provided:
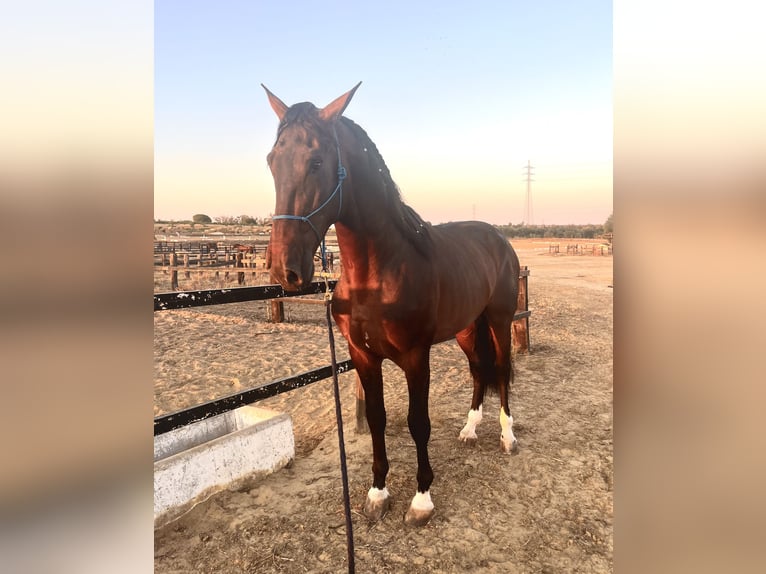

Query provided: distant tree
[192,213,212,223]
[582,225,600,239]
[239,215,257,225]
[496,222,610,239]
[604,212,613,234]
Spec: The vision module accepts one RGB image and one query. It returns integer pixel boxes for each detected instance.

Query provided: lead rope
[321,128,354,571]
[323,270,356,572]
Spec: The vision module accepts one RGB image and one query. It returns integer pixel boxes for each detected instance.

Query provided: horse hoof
[459,434,478,446]
[404,491,434,527]
[363,494,391,522]
[404,506,434,527]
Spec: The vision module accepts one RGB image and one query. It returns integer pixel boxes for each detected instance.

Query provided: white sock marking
[500,406,517,449]
[410,490,434,512]
[459,404,483,440]
[367,486,390,502]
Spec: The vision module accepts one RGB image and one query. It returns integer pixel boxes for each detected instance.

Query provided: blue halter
[271,124,345,271]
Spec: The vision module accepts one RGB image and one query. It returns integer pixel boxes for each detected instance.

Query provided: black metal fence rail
[154,360,355,436]
[154,281,348,436]
[154,281,338,311]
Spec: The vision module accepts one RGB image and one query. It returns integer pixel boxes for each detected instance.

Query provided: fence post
[170,252,178,291]
[236,252,245,285]
[183,253,190,279]
[512,266,530,354]
[270,300,284,323]
[224,249,233,282]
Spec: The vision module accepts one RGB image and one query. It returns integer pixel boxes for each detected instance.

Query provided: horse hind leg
[487,312,519,454]
[458,403,483,445]
[455,315,495,445]
[499,403,519,454]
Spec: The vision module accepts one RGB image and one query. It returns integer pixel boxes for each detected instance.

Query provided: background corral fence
[154,240,338,291]
[154,240,269,291]
[547,243,613,256]
[154,267,530,437]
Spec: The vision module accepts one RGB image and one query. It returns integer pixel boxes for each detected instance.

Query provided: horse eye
[309,158,323,172]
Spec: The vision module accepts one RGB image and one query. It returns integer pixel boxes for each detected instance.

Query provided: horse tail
[474,313,499,398]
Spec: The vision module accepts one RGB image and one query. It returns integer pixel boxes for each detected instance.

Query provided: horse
[231,243,255,254]
[262,83,521,527]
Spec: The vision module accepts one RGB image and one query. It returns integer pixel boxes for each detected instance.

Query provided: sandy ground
[154,238,613,573]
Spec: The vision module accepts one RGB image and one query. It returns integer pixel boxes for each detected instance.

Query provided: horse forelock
[272,103,315,144]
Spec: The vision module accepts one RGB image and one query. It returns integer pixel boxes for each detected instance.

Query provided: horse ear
[261,84,289,121]
[319,82,362,121]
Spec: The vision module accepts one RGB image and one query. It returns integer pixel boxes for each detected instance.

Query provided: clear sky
[155,0,612,225]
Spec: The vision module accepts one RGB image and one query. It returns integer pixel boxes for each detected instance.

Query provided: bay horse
[262,83,521,526]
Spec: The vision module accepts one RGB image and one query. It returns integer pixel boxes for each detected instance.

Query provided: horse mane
[339,116,433,256]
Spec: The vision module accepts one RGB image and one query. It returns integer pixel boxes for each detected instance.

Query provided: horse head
[262,82,361,290]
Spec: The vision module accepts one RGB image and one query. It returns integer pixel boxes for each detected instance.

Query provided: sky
[155,0,613,225]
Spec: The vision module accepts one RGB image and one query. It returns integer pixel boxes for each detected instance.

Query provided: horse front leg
[401,348,435,527]
[350,348,390,521]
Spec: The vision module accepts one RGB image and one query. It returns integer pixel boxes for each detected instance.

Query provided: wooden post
[270,300,284,323]
[246,252,257,281]
[170,252,178,291]
[183,253,190,279]
[224,248,233,282]
[512,266,530,354]
[355,373,368,434]
[236,252,245,285]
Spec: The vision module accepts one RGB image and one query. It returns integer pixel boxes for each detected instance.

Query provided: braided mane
[339,116,433,256]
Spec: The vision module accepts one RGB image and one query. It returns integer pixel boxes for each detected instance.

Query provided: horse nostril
[285,269,300,286]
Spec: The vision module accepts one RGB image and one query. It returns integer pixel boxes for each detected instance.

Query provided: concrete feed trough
[154,406,294,527]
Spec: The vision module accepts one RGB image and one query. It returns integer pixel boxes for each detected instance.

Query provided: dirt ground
[154,238,613,573]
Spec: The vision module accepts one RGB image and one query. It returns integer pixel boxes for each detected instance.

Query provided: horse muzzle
[268,229,317,291]
[270,254,314,290]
